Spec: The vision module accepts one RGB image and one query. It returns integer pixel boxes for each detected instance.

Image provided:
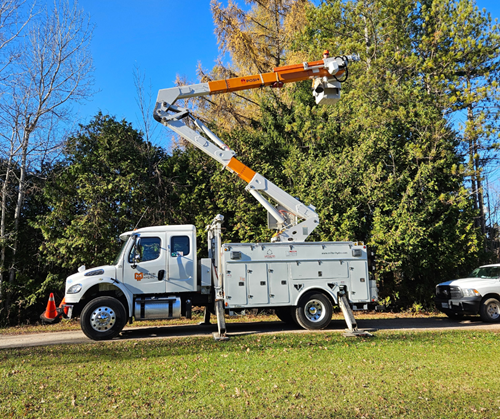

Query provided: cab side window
[128,237,161,263]
[171,236,190,256]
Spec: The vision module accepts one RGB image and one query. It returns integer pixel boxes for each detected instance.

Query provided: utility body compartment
[222,241,376,309]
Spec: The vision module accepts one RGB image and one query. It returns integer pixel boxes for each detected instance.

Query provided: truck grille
[436,285,462,299]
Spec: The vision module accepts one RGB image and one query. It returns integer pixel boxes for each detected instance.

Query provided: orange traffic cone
[40,293,61,324]
[57,297,69,317]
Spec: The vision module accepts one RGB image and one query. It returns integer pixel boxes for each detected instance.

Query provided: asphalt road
[1,316,499,349]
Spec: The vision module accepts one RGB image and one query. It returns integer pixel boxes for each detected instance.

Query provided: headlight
[462,288,481,297]
[67,284,82,294]
[84,269,104,277]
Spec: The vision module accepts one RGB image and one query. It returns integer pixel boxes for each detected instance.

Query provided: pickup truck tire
[295,292,332,330]
[80,296,127,340]
[275,307,298,325]
[479,297,500,323]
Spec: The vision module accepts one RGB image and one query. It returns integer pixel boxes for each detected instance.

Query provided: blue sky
[76,0,220,142]
[75,0,500,146]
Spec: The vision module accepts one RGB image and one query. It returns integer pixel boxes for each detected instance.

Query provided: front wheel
[479,298,500,323]
[80,296,127,340]
[295,292,332,330]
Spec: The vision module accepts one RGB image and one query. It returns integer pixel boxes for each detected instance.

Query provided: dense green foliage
[38,114,167,270]
[0,0,498,325]
[2,331,499,418]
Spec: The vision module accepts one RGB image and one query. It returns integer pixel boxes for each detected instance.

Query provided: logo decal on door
[135,272,143,281]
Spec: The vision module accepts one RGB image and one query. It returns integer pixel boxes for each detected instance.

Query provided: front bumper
[435,297,481,315]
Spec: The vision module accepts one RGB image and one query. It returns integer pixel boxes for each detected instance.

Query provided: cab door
[123,234,167,294]
[166,233,195,292]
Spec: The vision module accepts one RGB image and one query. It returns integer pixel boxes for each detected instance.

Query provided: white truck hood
[441,277,497,286]
[438,277,500,294]
[66,265,117,286]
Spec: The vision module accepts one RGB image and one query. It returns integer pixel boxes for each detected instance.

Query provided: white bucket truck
[60,52,378,340]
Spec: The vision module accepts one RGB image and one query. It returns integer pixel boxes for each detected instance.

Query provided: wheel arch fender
[481,292,500,303]
[79,279,133,317]
[293,286,337,307]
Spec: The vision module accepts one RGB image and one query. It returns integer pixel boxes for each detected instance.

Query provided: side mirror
[131,242,142,269]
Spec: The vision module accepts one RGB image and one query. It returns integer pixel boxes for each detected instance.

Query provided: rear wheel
[295,292,332,330]
[80,296,127,341]
[479,298,500,323]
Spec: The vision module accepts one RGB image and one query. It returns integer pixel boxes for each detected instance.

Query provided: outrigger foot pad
[343,329,375,338]
[212,332,229,341]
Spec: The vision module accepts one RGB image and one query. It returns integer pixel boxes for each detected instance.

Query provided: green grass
[1,330,499,418]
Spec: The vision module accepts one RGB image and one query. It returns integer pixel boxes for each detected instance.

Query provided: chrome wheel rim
[304,299,325,323]
[90,306,116,332]
[487,302,500,320]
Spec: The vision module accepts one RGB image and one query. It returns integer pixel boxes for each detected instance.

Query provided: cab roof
[119,224,196,241]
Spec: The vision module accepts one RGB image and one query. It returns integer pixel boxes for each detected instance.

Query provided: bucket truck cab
[63,225,204,340]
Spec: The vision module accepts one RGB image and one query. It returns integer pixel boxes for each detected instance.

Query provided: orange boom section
[226,157,256,183]
[207,59,345,95]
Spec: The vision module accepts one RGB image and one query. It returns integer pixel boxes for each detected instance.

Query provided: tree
[38,113,166,271]
[415,0,500,239]
[182,0,308,132]
[0,1,36,79]
[133,65,161,144]
[289,0,487,303]
[0,0,36,319]
[0,0,94,320]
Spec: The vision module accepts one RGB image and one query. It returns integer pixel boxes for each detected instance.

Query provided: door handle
[158,270,165,281]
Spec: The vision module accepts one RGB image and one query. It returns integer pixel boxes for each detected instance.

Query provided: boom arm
[154,53,358,242]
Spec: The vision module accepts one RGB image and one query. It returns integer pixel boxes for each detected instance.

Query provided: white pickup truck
[435,264,500,322]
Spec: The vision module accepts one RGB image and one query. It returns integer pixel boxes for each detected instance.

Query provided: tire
[80,296,127,341]
[295,292,333,330]
[479,297,500,323]
[275,307,298,325]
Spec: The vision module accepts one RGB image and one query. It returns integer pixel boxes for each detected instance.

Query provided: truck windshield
[469,267,500,279]
[113,237,130,265]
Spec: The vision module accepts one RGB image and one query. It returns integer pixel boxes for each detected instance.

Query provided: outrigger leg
[338,289,375,338]
[207,214,229,341]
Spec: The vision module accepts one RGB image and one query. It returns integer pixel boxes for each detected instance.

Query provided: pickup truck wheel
[275,307,298,325]
[80,297,127,340]
[295,292,332,330]
[479,298,500,323]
